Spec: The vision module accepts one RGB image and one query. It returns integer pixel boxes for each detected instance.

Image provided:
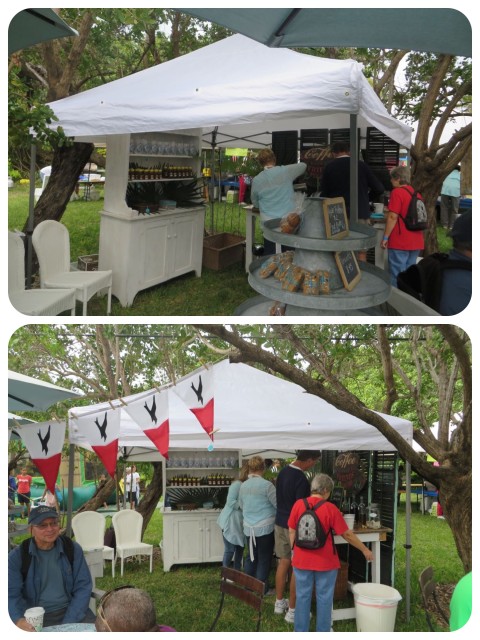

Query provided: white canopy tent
[68,360,413,455]
[66,359,414,607]
[46,34,411,149]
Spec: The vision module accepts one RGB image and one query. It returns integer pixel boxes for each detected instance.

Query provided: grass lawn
[8,184,453,316]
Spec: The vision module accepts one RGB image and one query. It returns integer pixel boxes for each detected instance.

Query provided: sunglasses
[96,585,134,632]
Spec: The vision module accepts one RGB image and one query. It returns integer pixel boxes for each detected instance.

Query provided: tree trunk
[137,462,163,538]
[438,471,472,572]
[28,142,94,231]
[77,476,116,513]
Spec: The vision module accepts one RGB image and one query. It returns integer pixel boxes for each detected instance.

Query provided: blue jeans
[244,532,275,592]
[293,567,338,632]
[388,248,421,286]
[222,536,244,571]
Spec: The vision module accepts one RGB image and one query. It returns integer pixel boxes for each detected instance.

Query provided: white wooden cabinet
[99,131,205,307]
[99,206,204,307]
[162,512,225,571]
[161,448,241,572]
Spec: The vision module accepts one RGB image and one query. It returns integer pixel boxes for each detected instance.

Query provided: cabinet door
[173,515,204,564]
[143,218,169,286]
[203,513,225,562]
[170,214,196,275]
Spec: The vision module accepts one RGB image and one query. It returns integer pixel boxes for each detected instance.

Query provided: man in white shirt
[124,467,140,510]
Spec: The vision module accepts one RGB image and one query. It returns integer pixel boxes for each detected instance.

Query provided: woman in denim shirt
[239,456,277,592]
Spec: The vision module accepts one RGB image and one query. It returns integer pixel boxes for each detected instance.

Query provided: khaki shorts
[274,525,292,559]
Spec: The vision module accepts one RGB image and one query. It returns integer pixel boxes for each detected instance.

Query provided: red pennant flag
[74,408,120,478]
[124,390,170,458]
[17,421,66,493]
[173,367,215,440]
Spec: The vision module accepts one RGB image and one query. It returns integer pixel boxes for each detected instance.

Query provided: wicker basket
[334,561,349,600]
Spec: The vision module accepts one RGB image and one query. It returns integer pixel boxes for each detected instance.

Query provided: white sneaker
[284,608,295,623]
[274,598,289,614]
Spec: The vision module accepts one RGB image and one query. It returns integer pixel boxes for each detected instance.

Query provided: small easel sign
[335,251,361,291]
[323,197,349,239]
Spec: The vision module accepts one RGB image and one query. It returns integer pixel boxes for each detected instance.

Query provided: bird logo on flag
[37,424,51,456]
[95,413,108,441]
[144,396,157,423]
[191,376,204,404]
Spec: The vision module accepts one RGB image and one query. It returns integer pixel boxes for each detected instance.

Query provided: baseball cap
[28,505,59,526]
[449,211,472,244]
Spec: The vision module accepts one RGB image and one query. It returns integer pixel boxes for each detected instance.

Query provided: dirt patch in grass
[424,583,455,629]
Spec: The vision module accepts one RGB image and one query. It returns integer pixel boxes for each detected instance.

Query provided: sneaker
[284,608,295,623]
[274,599,289,614]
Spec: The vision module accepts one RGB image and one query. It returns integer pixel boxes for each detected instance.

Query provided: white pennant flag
[173,366,215,440]
[124,390,170,458]
[74,407,120,477]
[17,421,66,493]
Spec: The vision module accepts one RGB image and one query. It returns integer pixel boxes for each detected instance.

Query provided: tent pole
[66,443,75,537]
[209,127,218,231]
[404,460,412,621]
[26,142,37,289]
[349,114,358,224]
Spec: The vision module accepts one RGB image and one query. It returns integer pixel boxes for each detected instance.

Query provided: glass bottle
[367,503,381,529]
[358,498,367,527]
[350,498,358,524]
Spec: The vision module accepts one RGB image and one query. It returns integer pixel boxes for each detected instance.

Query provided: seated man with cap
[8,505,94,631]
[95,586,176,632]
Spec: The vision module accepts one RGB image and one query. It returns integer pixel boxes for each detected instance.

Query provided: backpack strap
[60,534,75,569]
[20,538,32,581]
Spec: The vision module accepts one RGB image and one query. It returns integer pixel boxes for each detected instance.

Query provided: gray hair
[100,588,156,631]
[310,473,334,495]
[390,165,411,185]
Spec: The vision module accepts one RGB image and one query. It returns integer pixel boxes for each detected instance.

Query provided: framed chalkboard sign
[331,486,344,508]
[323,197,349,239]
[335,251,362,291]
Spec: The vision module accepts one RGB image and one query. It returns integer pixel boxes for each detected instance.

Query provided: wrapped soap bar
[302,270,330,295]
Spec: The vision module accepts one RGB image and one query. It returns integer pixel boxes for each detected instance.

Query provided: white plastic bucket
[352,583,402,632]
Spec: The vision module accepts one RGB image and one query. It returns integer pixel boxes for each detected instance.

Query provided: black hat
[28,505,59,526]
[450,211,472,244]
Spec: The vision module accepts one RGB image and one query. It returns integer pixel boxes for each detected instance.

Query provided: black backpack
[295,498,335,551]
[397,252,472,311]
[400,187,428,231]
[20,534,74,579]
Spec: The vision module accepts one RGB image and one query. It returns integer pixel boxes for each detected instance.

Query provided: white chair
[112,510,153,577]
[8,232,76,316]
[34,173,50,202]
[32,220,112,316]
[72,511,115,577]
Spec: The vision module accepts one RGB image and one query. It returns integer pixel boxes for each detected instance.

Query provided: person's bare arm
[341,529,373,562]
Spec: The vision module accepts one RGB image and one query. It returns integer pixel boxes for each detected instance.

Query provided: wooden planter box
[202,233,245,270]
[77,254,99,271]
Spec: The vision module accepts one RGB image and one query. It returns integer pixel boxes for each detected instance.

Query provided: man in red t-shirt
[380,165,425,286]
[288,474,373,632]
[16,468,33,516]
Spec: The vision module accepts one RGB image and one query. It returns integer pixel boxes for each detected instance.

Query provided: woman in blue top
[217,462,248,570]
[251,149,306,256]
[239,456,277,592]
